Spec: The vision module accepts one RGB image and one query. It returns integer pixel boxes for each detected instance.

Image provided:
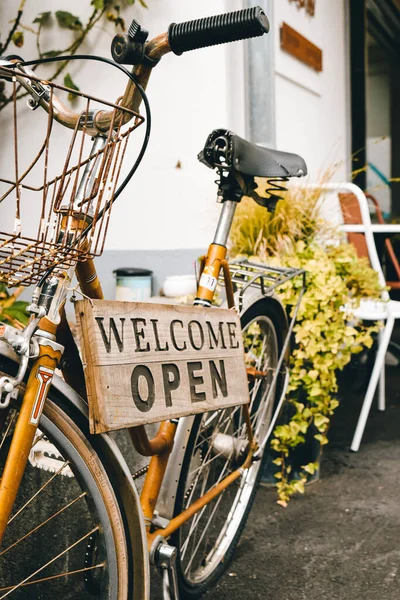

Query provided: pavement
[151,326,400,599]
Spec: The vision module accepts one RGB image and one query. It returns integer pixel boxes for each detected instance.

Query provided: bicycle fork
[0,318,63,544]
[0,136,107,545]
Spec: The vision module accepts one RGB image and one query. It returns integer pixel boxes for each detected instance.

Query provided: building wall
[273,0,349,179]
[0,0,350,299]
[367,66,391,213]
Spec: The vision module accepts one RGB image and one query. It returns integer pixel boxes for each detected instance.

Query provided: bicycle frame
[0,193,258,553]
[0,15,279,570]
[78,197,257,552]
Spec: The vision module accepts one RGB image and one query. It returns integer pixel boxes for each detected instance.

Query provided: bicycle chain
[132,464,149,480]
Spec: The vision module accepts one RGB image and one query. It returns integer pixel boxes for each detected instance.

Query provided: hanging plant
[0,0,149,110]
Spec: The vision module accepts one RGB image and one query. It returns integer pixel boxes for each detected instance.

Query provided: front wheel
[0,385,129,599]
[170,299,284,599]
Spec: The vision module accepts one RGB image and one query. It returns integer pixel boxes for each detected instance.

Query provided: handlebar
[168,7,269,55]
[0,6,269,134]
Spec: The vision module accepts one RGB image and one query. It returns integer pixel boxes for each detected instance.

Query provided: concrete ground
[151,328,400,599]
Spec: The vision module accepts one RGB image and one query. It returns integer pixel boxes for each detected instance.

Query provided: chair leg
[351,316,395,452]
[378,329,386,411]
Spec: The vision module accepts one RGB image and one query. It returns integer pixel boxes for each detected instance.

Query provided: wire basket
[0,65,144,287]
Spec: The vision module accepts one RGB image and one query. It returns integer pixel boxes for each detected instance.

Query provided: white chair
[306,182,400,451]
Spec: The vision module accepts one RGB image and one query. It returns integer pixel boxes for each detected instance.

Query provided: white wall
[367,72,390,138]
[0,0,246,253]
[0,0,350,257]
[273,0,349,181]
[366,70,391,213]
[107,0,246,252]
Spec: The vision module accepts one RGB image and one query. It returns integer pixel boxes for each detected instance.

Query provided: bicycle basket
[0,62,144,287]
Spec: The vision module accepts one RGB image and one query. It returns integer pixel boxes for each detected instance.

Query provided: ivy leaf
[55,11,83,31]
[12,31,24,48]
[92,0,114,8]
[314,414,329,430]
[115,17,126,29]
[33,12,51,26]
[302,463,315,475]
[11,301,29,312]
[64,73,80,101]
[291,480,305,494]
[314,434,329,445]
[106,10,125,30]
[42,49,63,58]
[3,307,29,325]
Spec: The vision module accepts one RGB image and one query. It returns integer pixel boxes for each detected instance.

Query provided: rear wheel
[171,299,284,599]
[0,386,129,599]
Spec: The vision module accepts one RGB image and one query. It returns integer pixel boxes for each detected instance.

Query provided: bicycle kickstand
[151,538,180,600]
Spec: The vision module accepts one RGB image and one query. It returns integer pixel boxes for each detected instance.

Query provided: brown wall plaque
[280,22,323,72]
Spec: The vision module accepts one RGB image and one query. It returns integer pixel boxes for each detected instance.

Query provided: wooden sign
[280,22,323,72]
[76,300,249,433]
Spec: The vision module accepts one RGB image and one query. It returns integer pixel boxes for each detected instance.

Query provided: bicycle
[0,7,307,599]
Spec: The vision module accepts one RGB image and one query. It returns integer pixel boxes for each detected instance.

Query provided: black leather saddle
[198,129,307,179]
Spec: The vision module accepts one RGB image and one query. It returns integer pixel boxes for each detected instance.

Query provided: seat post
[213,200,238,247]
[194,198,239,308]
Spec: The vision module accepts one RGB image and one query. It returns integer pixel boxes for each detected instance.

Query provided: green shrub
[0,284,30,329]
[230,185,381,505]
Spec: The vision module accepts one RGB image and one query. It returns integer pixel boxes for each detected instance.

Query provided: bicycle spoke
[180,497,210,560]
[182,460,218,564]
[184,448,214,511]
[0,564,104,592]
[176,313,280,587]
[187,446,231,482]
[183,448,236,570]
[8,460,70,524]
[182,436,236,560]
[0,412,17,451]
[0,492,87,557]
[183,493,224,576]
[0,526,99,598]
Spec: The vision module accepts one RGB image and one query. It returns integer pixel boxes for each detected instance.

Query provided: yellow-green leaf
[64,73,80,101]
[12,31,24,48]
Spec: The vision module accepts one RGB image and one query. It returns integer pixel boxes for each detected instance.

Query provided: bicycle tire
[0,377,129,600]
[170,298,285,599]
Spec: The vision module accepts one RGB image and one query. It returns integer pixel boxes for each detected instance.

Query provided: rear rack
[223,258,306,311]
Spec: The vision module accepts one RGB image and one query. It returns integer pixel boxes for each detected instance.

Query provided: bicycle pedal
[29,433,74,477]
[150,538,180,600]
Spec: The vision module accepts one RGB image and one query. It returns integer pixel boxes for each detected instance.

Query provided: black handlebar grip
[168,6,269,55]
